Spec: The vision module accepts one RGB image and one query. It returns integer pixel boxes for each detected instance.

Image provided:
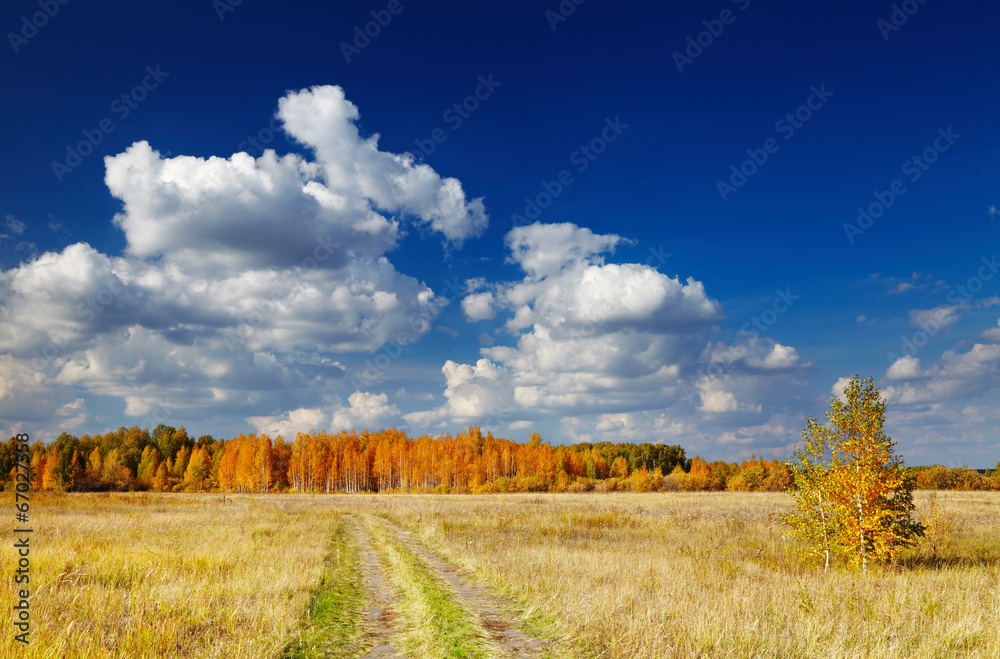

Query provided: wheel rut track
[347,516,405,659]
[378,517,550,658]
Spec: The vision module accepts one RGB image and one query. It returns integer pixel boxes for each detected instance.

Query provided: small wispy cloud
[47,215,70,236]
[885,272,943,294]
[4,214,25,235]
[436,325,460,338]
[909,304,961,332]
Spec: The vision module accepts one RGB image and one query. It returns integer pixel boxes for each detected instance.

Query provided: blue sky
[1,0,997,465]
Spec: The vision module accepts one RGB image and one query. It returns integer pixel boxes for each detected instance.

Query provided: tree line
[0,424,784,494]
[2,423,995,495]
[0,426,684,494]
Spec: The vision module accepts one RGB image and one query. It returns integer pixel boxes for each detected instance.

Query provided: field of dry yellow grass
[0,493,345,658]
[2,491,998,658]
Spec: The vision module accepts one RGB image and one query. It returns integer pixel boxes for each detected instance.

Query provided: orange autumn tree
[787,375,923,571]
[828,376,923,570]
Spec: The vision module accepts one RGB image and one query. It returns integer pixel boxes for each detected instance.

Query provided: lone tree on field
[784,375,924,571]
[783,415,837,571]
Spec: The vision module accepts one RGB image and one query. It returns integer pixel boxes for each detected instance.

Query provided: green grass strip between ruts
[365,515,498,659]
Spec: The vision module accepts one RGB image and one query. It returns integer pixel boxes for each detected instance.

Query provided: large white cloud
[278,85,487,243]
[504,222,627,279]
[883,339,1000,406]
[105,86,485,276]
[0,243,439,357]
[471,222,722,334]
[411,221,813,449]
[0,86,485,438]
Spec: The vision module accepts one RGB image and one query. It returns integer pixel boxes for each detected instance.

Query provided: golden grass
[3,491,998,658]
[0,492,339,658]
[348,491,1000,658]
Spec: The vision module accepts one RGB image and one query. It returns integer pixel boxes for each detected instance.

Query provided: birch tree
[785,376,923,571]
[783,416,836,571]
[826,376,923,570]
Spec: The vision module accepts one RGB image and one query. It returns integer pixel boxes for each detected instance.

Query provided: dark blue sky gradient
[1,0,997,460]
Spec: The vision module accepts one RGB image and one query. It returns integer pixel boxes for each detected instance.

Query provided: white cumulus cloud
[886,355,924,380]
[408,222,811,445]
[0,86,485,438]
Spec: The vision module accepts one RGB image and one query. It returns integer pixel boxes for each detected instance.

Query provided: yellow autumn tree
[787,375,923,571]
[101,448,132,490]
[827,376,923,570]
[85,448,103,488]
[183,446,212,491]
[136,445,161,489]
[151,462,169,491]
[783,415,837,571]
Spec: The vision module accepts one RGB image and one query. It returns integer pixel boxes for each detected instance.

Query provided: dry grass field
[1,493,344,658]
[2,491,998,658]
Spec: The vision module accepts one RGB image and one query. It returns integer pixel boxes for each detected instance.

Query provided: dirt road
[347,513,553,658]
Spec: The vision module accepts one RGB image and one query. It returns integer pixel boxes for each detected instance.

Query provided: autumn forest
[4,425,997,495]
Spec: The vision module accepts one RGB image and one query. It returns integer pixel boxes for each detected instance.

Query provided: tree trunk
[818,488,830,572]
[858,491,867,572]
